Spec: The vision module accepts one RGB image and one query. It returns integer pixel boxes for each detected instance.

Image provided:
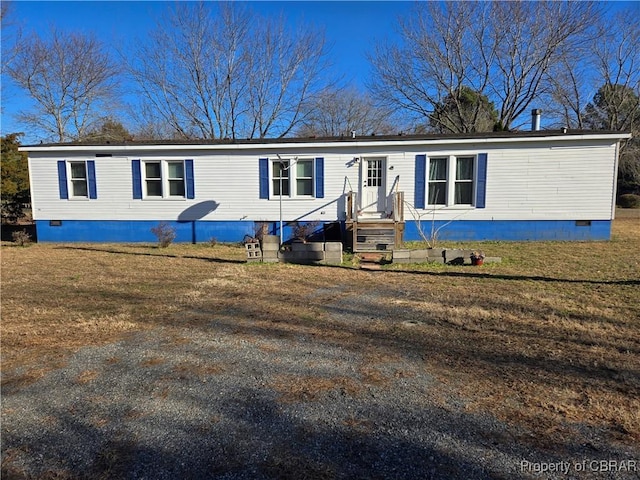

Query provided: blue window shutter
[414,155,426,209]
[315,157,324,198]
[57,161,68,199]
[132,159,142,199]
[476,153,488,208]
[259,158,269,199]
[185,159,195,199]
[87,160,97,199]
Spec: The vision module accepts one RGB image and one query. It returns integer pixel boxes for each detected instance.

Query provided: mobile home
[21,129,630,247]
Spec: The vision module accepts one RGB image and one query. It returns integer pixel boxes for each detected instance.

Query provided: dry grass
[2,219,639,452]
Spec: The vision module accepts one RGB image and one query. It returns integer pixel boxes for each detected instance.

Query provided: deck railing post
[392,191,404,222]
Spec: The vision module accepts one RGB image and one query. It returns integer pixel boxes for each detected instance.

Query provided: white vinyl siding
[25,137,621,223]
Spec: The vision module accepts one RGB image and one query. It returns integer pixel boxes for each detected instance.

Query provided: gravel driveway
[2,287,638,479]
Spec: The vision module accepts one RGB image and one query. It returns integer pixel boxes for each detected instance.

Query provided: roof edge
[19,129,632,152]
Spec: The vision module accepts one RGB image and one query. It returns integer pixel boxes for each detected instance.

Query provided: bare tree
[1,2,22,115]
[127,2,330,140]
[581,8,640,195]
[126,2,248,140]
[370,1,603,131]
[7,27,119,142]
[246,15,329,138]
[1,1,18,67]
[370,2,491,131]
[547,54,592,129]
[488,1,601,129]
[589,9,640,132]
[296,87,395,137]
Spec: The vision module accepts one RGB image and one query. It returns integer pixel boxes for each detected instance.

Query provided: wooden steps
[358,252,385,270]
[346,220,405,252]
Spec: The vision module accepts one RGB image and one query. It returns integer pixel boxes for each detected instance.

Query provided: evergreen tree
[428,86,499,134]
[1,134,30,223]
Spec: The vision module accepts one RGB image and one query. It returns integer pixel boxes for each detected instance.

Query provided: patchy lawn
[1,217,639,477]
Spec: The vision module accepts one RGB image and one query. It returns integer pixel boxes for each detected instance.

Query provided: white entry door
[360,157,386,215]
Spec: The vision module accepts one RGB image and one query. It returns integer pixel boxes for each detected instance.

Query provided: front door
[361,157,386,215]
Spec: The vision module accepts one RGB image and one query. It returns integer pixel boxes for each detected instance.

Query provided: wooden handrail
[392,191,404,222]
[346,191,358,222]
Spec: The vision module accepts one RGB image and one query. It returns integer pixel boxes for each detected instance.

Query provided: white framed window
[142,160,186,198]
[270,158,314,197]
[296,159,314,196]
[426,155,477,206]
[68,161,88,198]
[272,160,290,196]
[454,156,474,205]
[428,157,447,205]
[58,160,97,200]
[167,162,185,196]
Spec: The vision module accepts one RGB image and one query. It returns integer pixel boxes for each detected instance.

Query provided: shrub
[150,222,176,248]
[254,222,269,241]
[293,221,319,243]
[618,194,640,209]
[11,229,32,246]
[1,201,27,224]
[208,237,217,247]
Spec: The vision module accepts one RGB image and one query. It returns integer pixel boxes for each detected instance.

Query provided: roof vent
[351,130,356,139]
[531,109,542,131]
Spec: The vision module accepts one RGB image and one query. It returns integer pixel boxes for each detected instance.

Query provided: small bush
[208,237,217,247]
[12,230,32,246]
[150,222,176,248]
[293,221,319,243]
[618,194,640,209]
[254,222,269,241]
[2,201,26,224]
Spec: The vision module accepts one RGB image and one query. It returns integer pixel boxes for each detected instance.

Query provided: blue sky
[1,1,412,140]
[1,1,637,141]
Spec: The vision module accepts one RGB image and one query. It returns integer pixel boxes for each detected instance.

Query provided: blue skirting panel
[35,220,256,243]
[34,220,317,243]
[35,219,612,243]
[403,220,611,241]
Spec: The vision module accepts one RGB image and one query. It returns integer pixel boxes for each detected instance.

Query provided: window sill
[424,205,475,210]
[269,197,316,201]
[141,197,188,201]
